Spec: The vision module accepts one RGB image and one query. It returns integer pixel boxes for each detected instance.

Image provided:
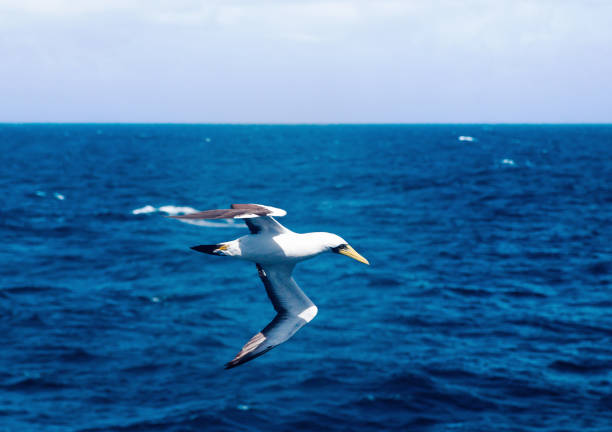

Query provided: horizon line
[1,122,611,126]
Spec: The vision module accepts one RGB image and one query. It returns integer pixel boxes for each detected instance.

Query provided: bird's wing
[168,203,288,234]
[242,217,288,235]
[230,204,289,234]
[225,264,318,369]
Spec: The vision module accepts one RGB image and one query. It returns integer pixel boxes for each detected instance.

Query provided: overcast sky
[1,0,610,123]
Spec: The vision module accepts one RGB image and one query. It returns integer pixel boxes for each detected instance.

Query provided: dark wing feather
[230,205,289,234]
[224,264,317,369]
[168,207,269,220]
[167,204,287,235]
[231,204,271,211]
[256,264,313,314]
[243,217,288,235]
[224,314,304,369]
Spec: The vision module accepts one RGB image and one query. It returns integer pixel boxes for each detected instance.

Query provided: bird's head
[314,232,370,265]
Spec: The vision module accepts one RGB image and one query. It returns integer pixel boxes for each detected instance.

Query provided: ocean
[1,124,611,431]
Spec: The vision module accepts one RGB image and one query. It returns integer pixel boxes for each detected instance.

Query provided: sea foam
[458,136,476,142]
[132,205,156,215]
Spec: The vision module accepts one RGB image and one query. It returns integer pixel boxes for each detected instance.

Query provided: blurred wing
[230,204,286,217]
[168,203,288,234]
[225,264,318,369]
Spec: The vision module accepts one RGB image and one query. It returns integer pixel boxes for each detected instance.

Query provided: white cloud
[0,0,610,122]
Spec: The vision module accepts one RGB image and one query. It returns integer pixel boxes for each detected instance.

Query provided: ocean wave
[1,285,68,295]
[58,347,98,363]
[131,205,156,215]
[131,205,243,228]
[2,376,67,392]
[30,190,65,200]
[549,359,612,375]
[120,362,170,375]
[458,135,476,142]
[78,412,234,432]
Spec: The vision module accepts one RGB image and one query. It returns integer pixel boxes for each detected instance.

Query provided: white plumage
[170,203,369,369]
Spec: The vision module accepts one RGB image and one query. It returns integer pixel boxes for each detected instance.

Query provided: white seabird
[169,203,369,369]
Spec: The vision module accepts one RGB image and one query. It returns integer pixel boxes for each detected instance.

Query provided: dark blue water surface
[1,124,611,431]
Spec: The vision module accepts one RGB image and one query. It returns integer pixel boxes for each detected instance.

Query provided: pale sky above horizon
[1,0,611,123]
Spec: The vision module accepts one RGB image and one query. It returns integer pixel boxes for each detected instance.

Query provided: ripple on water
[2,376,68,392]
[549,359,612,375]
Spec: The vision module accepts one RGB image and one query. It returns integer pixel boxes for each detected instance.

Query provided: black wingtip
[190,244,219,255]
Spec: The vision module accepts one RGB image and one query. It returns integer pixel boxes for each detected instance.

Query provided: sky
[0,0,611,123]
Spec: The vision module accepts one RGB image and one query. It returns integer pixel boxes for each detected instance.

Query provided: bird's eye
[331,244,348,253]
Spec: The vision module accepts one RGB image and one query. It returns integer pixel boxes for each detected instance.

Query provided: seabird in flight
[169,203,369,369]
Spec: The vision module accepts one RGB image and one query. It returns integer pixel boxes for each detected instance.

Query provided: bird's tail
[190,244,228,255]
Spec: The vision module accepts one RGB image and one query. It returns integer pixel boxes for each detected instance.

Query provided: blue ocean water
[1,124,611,431]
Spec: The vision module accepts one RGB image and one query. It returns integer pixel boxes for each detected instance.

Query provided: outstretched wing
[168,203,288,235]
[242,217,288,235]
[225,264,318,369]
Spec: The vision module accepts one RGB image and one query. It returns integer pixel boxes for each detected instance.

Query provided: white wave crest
[158,205,199,216]
[458,136,475,142]
[132,205,156,215]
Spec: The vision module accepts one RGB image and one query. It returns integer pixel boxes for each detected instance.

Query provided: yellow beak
[337,244,370,265]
